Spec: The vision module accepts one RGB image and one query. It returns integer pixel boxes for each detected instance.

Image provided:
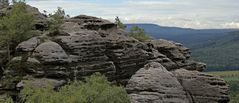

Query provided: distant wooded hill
[126,24,239,71]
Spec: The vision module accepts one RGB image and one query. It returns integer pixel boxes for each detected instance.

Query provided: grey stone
[33,41,70,64]
[149,39,205,71]
[127,62,191,103]
[16,37,41,52]
[16,78,66,89]
[172,69,229,103]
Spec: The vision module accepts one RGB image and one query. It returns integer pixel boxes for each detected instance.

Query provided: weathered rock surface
[66,15,116,31]
[127,62,229,103]
[16,78,66,89]
[127,62,191,103]
[172,69,229,103]
[33,41,70,64]
[149,39,206,71]
[0,6,229,103]
[16,37,41,52]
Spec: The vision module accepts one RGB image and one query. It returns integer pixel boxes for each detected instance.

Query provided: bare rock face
[126,62,191,103]
[16,37,41,52]
[16,78,66,89]
[25,5,48,30]
[172,69,229,103]
[149,39,205,71]
[32,41,70,64]
[66,15,116,31]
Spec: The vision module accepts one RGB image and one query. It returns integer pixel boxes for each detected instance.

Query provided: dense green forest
[191,31,239,71]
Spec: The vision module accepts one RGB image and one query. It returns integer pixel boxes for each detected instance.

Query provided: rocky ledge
[0,5,229,103]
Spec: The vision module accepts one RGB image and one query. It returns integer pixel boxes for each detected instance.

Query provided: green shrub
[230,93,239,103]
[228,81,239,103]
[129,26,151,42]
[0,96,14,103]
[19,73,131,103]
[48,7,65,35]
[115,16,126,30]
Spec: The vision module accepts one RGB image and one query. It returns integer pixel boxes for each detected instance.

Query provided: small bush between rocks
[129,26,151,42]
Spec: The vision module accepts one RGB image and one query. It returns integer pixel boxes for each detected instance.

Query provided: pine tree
[48,7,65,35]
[115,16,126,30]
[0,0,35,61]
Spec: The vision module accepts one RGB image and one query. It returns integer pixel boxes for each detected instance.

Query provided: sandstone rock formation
[173,69,229,103]
[127,63,229,103]
[126,62,191,103]
[0,5,229,103]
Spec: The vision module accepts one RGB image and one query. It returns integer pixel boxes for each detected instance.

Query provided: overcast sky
[26,0,239,29]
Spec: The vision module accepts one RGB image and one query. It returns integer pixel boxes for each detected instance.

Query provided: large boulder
[127,62,191,103]
[172,69,229,103]
[127,62,229,103]
[33,41,70,64]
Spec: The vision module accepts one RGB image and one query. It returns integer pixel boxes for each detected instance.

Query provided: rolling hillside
[126,24,238,47]
[191,31,239,71]
[126,24,239,71]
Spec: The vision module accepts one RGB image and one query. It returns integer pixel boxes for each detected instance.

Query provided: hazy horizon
[25,0,239,29]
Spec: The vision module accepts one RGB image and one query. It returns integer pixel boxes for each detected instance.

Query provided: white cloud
[26,0,239,29]
[221,22,239,28]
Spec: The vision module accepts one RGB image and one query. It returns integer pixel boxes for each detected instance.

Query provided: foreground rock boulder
[0,5,229,102]
[127,62,229,103]
[127,62,191,103]
[173,69,229,103]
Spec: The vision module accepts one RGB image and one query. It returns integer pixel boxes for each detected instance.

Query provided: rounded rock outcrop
[172,69,229,103]
[127,62,191,103]
[33,41,70,64]
[16,37,41,52]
